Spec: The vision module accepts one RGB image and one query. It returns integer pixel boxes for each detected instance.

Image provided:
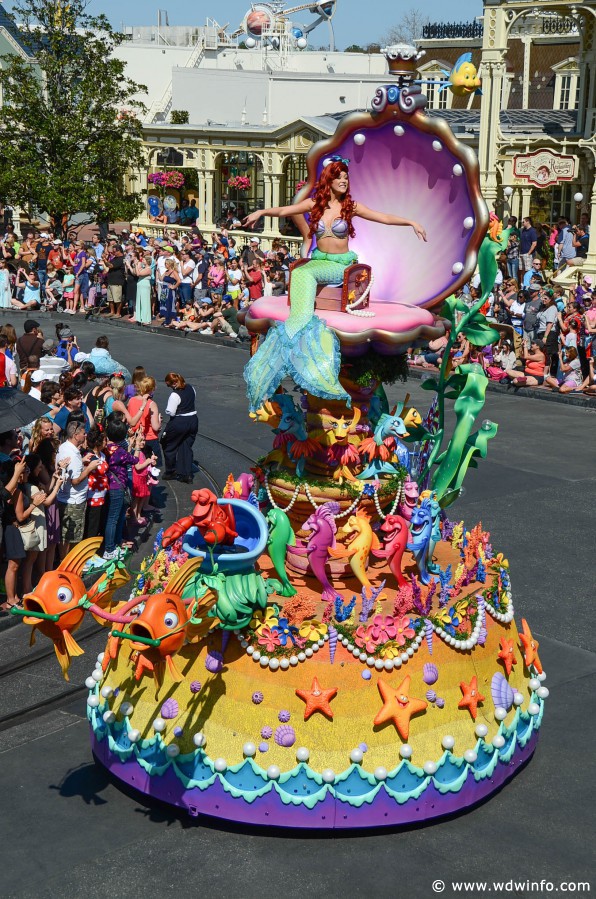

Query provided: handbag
[18,516,40,551]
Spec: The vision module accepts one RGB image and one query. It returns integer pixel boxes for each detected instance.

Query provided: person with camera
[565,225,590,266]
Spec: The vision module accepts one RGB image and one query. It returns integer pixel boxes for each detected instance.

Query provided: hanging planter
[228,175,252,191]
[148,170,185,189]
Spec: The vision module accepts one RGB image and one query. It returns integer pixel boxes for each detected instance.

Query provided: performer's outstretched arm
[243,198,314,228]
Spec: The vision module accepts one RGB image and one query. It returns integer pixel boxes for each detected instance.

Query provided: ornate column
[520,188,532,219]
[477,3,509,206]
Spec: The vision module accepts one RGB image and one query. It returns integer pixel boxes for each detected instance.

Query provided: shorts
[107,284,123,305]
[58,501,86,543]
[519,253,534,272]
[3,524,25,561]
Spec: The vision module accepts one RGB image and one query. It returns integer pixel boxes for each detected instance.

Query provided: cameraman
[567,224,589,266]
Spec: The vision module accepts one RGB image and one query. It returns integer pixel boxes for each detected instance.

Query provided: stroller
[85,271,109,319]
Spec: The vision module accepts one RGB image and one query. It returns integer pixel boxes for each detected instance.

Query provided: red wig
[308,161,356,240]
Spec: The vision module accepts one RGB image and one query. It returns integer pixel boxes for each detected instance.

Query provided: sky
[16,0,480,50]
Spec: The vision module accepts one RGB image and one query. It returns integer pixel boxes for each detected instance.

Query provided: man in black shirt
[103,242,126,317]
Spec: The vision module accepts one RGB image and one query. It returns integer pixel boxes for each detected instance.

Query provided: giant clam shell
[491,672,514,711]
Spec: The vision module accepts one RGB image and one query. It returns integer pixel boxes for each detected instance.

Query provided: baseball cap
[52,239,62,245]
[40,232,49,238]
[250,237,260,244]
[74,351,89,363]
[222,294,232,304]
[30,370,46,383]
[42,338,57,352]
[24,319,40,333]
[58,327,74,338]
[583,275,592,285]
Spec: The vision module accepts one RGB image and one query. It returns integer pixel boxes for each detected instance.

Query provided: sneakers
[102,550,119,561]
[199,328,212,335]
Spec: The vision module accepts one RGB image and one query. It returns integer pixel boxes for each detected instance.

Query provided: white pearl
[536,686,549,700]
[305,647,314,658]
[312,643,319,653]
[241,640,248,649]
[102,710,116,724]
[318,639,325,648]
[452,262,464,275]
[298,652,306,662]
[475,724,488,738]
[374,766,388,781]
[465,640,474,650]
[120,702,134,717]
[359,652,367,662]
[96,652,105,663]
[153,718,166,732]
[432,140,442,151]
[382,659,393,671]
[528,678,540,691]
[166,744,180,758]
[91,669,102,682]
[342,637,349,646]
[400,653,409,664]
[463,217,474,230]
[423,761,437,775]
[453,164,463,176]
[406,647,414,657]
[85,677,97,690]
[323,634,329,642]
[214,757,227,772]
[492,734,506,749]
[252,650,261,662]
[87,695,99,708]
[296,747,310,762]
[537,672,547,682]
[354,132,366,146]
[193,732,206,748]
[259,656,269,667]
[366,656,375,667]
[442,735,455,750]
[347,644,354,652]
[246,645,255,655]
[350,748,364,763]
[394,125,405,136]
[374,659,384,671]
[528,702,540,716]
[393,657,402,668]
[513,692,524,707]
[267,765,281,780]
[464,750,477,764]
[243,742,256,757]
[494,707,508,721]
[128,729,141,743]
[289,655,299,666]
[322,768,335,783]
[280,658,290,670]
[400,744,412,759]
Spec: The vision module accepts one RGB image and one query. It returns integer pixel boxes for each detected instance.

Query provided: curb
[407,365,596,410]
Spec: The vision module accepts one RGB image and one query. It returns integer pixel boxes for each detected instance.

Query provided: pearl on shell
[528,702,540,716]
[243,742,257,757]
[537,672,547,682]
[464,749,477,764]
[394,125,405,136]
[153,718,166,732]
[96,652,105,663]
[494,706,508,721]
[214,757,227,772]
[536,686,549,700]
[528,678,540,691]
[463,217,474,230]
[128,729,141,743]
[374,766,388,780]
[432,140,442,151]
[322,768,335,783]
[87,695,99,708]
[513,692,524,706]
[475,724,489,738]
[453,164,463,176]
[85,677,97,690]
[296,747,310,762]
[166,744,180,758]
[102,710,116,724]
[267,765,281,780]
[350,748,364,764]
[441,735,455,750]
[193,732,206,747]
[91,669,102,682]
[492,734,506,749]
[400,744,412,759]
[120,702,134,717]
[354,133,366,146]
[423,761,437,775]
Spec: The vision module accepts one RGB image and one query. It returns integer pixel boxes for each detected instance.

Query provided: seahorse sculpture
[328,509,383,595]
[266,507,297,597]
[406,498,434,586]
[302,501,341,601]
[358,405,411,479]
[371,513,409,587]
[420,490,442,574]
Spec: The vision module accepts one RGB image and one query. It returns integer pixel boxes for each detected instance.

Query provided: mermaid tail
[244,251,356,412]
[245,317,351,412]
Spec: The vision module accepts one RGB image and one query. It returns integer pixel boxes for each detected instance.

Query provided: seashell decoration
[160,698,179,719]
[205,651,224,673]
[274,724,296,747]
[252,691,264,705]
[261,726,273,739]
[278,710,291,722]
[190,681,202,694]
[423,663,439,685]
[435,697,445,709]
[491,672,514,711]
[426,690,437,703]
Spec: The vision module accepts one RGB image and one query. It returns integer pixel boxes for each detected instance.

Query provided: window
[425,78,449,110]
[552,59,580,111]
[417,62,453,111]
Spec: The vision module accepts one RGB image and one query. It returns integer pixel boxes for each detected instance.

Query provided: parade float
[15,46,548,829]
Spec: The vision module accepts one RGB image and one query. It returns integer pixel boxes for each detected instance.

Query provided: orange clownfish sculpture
[104,557,204,696]
[22,538,130,680]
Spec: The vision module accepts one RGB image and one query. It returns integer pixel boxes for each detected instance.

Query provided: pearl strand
[264,473,300,512]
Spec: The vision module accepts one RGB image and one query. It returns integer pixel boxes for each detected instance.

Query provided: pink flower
[370,615,397,644]
[395,615,415,646]
[257,626,281,653]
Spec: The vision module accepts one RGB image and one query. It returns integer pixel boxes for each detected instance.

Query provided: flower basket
[227,175,251,191]
[148,170,185,190]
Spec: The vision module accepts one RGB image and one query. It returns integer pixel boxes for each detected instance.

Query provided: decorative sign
[513,150,577,188]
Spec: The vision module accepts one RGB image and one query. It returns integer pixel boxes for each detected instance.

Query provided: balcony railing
[421,21,484,40]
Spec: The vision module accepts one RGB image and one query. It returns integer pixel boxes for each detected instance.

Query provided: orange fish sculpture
[110,557,203,696]
[22,538,130,680]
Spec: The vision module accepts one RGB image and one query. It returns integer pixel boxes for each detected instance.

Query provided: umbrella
[0,388,50,431]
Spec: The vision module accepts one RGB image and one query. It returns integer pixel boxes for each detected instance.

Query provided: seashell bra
[316,217,349,240]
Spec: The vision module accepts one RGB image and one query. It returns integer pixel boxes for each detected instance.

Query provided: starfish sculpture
[458,675,486,720]
[295,676,338,720]
[519,618,543,674]
[373,676,427,740]
[497,636,517,677]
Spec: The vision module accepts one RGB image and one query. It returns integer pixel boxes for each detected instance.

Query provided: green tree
[0,0,147,234]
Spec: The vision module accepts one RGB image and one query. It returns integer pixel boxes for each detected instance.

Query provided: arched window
[552,58,580,111]
[216,153,265,222]
[283,155,308,204]
[156,147,185,166]
[417,61,452,111]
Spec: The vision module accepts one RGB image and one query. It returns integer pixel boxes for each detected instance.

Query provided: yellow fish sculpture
[438,53,482,97]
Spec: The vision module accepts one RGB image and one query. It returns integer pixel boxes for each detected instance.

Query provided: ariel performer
[243,158,426,412]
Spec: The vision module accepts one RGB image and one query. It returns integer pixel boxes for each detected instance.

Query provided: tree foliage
[383,8,430,46]
[0,0,147,232]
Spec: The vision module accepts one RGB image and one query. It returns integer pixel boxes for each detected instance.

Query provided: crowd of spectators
[411,214,596,396]
[0,316,200,610]
[0,219,298,342]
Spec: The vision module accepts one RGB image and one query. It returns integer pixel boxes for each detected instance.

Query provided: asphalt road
[0,314,594,898]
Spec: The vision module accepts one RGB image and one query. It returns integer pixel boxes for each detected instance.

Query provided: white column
[520,188,532,219]
[205,171,215,231]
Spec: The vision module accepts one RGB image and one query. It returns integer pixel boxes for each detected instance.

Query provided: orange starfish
[295,677,338,720]
[458,675,486,720]
[497,636,517,676]
[373,676,427,740]
[519,618,543,674]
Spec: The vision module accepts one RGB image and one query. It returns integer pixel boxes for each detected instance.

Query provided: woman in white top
[179,251,196,306]
[226,257,242,306]
[545,346,584,393]
[0,258,11,308]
